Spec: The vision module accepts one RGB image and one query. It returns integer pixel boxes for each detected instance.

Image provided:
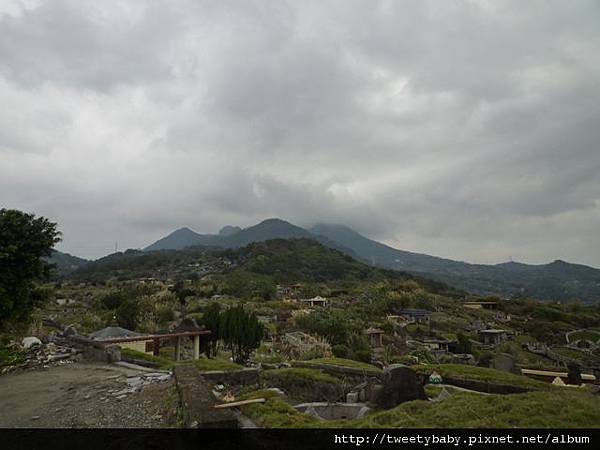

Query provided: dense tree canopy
[219,304,264,363]
[0,209,61,331]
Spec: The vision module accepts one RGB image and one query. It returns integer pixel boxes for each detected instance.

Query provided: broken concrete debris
[22,336,42,349]
[1,340,83,375]
[109,372,173,398]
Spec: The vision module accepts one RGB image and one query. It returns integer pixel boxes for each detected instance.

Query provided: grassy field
[239,389,321,428]
[568,330,600,343]
[120,348,175,370]
[239,389,600,428]
[354,390,600,428]
[302,357,381,371]
[413,364,549,389]
[120,348,241,371]
[552,347,586,359]
[262,368,342,384]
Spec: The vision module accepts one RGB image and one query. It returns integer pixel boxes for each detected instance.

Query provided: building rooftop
[300,296,327,302]
[364,327,384,334]
[89,326,145,340]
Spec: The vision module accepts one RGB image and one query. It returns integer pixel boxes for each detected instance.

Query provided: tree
[115,298,140,331]
[201,303,222,358]
[219,305,264,363]
[0,209,60,331]
[99,291,126,310]
[170,280,194,307]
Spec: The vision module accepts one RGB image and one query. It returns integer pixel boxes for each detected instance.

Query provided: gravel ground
[0,363,179,428]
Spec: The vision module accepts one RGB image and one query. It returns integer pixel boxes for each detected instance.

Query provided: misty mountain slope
[47,250,90,276]
[310,223,471,272]
[144,227,216,251]
[144,218,600,302]
[145,218,312,251]
[220,238,460,296]
[220,218,311,247]
[311,223,600,301]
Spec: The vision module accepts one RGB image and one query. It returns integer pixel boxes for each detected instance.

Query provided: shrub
[99,290,127,309]
[156,306,175,323]
[332,344,349,359]
[352,349,372,364]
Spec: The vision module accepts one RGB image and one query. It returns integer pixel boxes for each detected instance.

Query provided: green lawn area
[239,390,321,428]
[568,330,600,343]
[120,348,175,370]
[354,390,600,428]
[414,364,548,389]
[239,389,600,428]
[302,357,381,371]
[552,347,586,359]
[262,367,342,385]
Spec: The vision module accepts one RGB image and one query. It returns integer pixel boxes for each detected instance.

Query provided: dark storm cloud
[0,0,599,266]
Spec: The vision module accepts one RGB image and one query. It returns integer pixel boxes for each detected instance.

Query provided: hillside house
[276,283,303,299]
[89,327,153,354]
[466,319,486,332]
[89,323,211,361]
[56,298,76,306]
[300,296,328,307]
[479,329,508,346]
[364,327,384,348]
[420,338,452,352]
[463,301,498,310]
[398,308,431,324]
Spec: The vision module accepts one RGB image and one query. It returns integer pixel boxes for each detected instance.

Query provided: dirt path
[0,363,178,427]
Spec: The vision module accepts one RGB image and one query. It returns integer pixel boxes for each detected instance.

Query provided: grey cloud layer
[0,0,599,265]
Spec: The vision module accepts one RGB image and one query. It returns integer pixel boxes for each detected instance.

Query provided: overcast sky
[1,0,599,266]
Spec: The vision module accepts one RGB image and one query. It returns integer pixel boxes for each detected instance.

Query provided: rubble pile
[108,372,172,400]
[0,337,82,375]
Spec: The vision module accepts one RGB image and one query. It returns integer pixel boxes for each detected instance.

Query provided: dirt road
[0,363,178,427]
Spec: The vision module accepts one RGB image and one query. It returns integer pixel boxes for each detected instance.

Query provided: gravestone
[374,364,426,409]
[567,363,582,386]
[494,353,515,373]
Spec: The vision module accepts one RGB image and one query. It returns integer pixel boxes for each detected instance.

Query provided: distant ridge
[144,218,600,302]
[47,250,89,276]
[144,218,310,251]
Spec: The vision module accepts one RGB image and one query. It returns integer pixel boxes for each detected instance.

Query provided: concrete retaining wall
[199,368,259,386]
[173,365,238,428]
[291,361,382,380]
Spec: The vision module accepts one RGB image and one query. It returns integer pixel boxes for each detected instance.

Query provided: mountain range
[47,250,89,276]
[143,218,600,302]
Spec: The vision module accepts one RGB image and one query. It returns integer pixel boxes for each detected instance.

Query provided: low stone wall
[200,368,259,386]
[439,376,531,394]
[173,365,238,428]
[65,335,121,363]
[291,361,382,381]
